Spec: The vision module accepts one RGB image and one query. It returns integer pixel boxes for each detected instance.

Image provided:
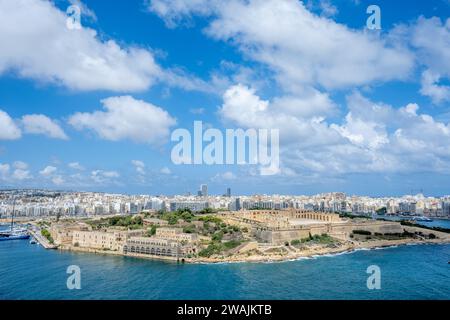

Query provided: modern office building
[200,184,208,197]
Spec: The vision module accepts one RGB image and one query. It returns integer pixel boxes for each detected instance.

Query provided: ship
[413,216,433,222]
[0,198,30,241]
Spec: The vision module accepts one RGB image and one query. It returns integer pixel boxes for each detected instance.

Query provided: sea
[0,220,449,300]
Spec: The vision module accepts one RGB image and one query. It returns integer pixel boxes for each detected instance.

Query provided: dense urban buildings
[1,189,450,219]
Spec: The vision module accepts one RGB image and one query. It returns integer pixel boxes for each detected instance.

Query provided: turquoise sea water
[373,216,450,229]
[1,239,449,300]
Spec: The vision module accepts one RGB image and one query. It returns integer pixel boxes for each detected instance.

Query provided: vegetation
[400,221,450,234]
[41,228,54,244]
[198,215,223,224]
[197,208,217,214]
[198,240,243,257]
[87,215,144,230]
[212,231,224,241]
[147,225,157,236]
[291,234,335,246]
[160,209,195,224]
[108,215,143,229]
[339,212,370,220]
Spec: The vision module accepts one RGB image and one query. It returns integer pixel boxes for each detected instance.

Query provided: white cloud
[68,162,84,171]
[219,84,450,175]
[331,113,389,150]
[39,166,57,177]
[0,0,163,92]
[102,171,120,178]
[160,166,171,174]
[12,169,31,180]
[21,114,68,140]
[51,175,64,185]
[0,0,212,94]
[410,17,450,77]
[147,0,217,28]
[13,161,28,170]
[149,0,414,91]
[318,0,338,18]
[0,110,21,140]
[91,170,120,183]
[189,108,205,115]
[212,171,237,182]
[219,84,339,146]
[221,171,236,180]
[391,16,450,104]
[0,163,10,178]
[0,162,31,181]
[68,96,176,145]
[306,0,338,18]
[68,0,97,22]
[132,160,146,175]
[420,70,450,104]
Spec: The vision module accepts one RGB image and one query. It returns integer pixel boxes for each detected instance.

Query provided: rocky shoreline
[186,237,450,264]
[54,233,450,265]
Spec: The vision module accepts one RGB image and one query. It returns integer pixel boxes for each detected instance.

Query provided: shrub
[212,231,224,241]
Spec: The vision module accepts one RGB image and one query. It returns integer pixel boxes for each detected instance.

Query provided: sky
[0,0,449,196]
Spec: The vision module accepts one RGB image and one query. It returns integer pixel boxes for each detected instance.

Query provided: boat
[0,231,30,241]
[29,238,37,244]
[414,216,433,222]
[0,198,30,241]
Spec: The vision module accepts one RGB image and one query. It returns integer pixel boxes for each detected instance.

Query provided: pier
[29,229,57,249]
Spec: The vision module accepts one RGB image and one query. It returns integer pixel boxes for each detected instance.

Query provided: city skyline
[0,0,449,196]
[2,186,450,214]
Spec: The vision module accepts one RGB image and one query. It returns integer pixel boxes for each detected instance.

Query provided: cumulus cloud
[132,160,146,175]
[148,0,414,92]
[68,162,84,171]
[68,96,176,145]
[219,84,339,146]
[189,108,205,115]
[0,0,163,91]
[160,166,171,174]
[0,162,31,181]
[21,114,68,140]
[51,175,64,185]
[420,70,450,104]
[0,163,10,178]
[91,170,120,183]
[12,169,31,180]
[410,17,450,77]
[0,0,213,93]
[390,16,450,104]
[39,165,57,177]
[0,110,21,140]
[219,84,450,175]
[306,0,339,18]
[68,0,97,22]
[147,0,217,27]
[13,161,28,170]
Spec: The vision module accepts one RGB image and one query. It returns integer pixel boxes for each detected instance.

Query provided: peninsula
[25,208,450,264]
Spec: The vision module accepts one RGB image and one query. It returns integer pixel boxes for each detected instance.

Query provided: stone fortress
[47,208,406,261]
[220,209,403,245]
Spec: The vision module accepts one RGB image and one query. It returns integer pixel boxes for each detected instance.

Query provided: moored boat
[0,198,30,241]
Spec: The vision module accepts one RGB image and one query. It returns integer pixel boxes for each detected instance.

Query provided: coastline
[53,234,450,265]
[185,237,450,265]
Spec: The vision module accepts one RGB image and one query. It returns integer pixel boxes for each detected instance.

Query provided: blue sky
[0,0,449,196]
